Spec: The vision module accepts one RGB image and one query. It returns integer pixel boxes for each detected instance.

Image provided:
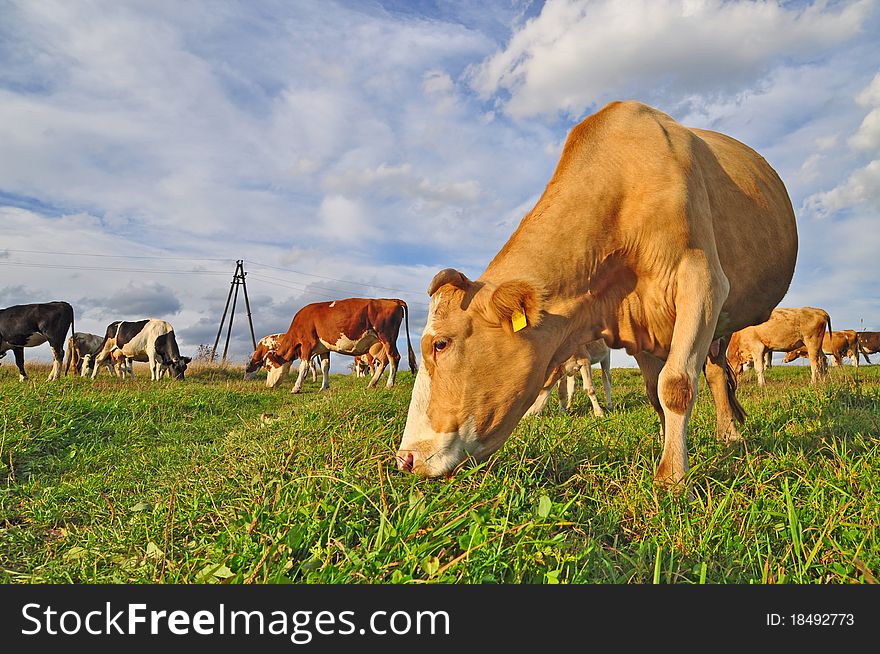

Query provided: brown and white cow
[353,342,388,379]
[857,331,879,363]
[526,340,613,418]
[265,298,417,393]
[781,329,861,368]
[728,307,831,385]
[90,319,190,380]
[245,333,318,388]
[395,100,798,486]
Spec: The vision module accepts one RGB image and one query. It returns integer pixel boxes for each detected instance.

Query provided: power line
[0,260,230,275]
[244,259,428,296]
[1,248,231,262]
[248,273,429,310]
[1,249,431,297]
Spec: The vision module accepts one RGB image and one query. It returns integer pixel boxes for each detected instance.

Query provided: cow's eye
[433,338,449,354]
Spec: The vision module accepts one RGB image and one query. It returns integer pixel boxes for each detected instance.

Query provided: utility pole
[211,260,257,363]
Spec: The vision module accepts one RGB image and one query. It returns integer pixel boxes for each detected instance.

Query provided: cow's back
[686,127,797,334]
[483,101,797,343]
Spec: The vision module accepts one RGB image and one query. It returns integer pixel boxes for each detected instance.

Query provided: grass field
[1,360,878,584]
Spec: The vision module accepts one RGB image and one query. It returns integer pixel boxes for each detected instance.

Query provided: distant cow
[245,333,318,388]
[858,331,879,363]
[90,319,190,380]
[353,342,387,379]
[266,298,417,393]
[728,307,831,386]
[526,340,613,418]
[782,329,861,368]
[63,331,114,377]
[0,301,74,381]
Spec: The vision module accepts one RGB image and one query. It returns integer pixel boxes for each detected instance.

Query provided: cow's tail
[822,312,833,375]
[401,300,418,373]
[721,337,746,424]
[63,335,75,375]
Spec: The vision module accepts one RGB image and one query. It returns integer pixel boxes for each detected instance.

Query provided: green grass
[1,360,878,584]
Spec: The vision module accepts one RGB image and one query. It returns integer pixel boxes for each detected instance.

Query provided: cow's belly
[119,343,147,358]
[16,333,49,347]
[319,331,378,355]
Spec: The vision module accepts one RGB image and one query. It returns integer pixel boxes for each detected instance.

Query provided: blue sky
[1,0,879,370]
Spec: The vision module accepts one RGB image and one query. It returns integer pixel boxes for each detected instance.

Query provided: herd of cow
[0,296,417,388]
[0,302,191,381]
[1,101,879,487]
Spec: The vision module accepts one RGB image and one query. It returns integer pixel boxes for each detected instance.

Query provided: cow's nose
[397,451,415,473]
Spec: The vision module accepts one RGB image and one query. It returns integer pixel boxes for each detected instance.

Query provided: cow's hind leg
[806,342,827,384]
[49,337,64,381]
[580,365,604,417]
[12,347,27,381]
[557,373,575,415]
[600,355,613,412]
[753,346,768,386]
[704,338,744,444]
[635,351,665,440]
[319,353,330,391]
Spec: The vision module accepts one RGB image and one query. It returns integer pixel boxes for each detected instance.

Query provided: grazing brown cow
[857,331,879,363]
[525,339,613,417]
[265,298,417,392]
[781,329,861,368]
[728,307,831,385]
[395,100,798,486]
[245,333,318,388]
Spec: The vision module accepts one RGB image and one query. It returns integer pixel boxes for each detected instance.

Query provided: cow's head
[395,268,551,477]
[163,354,191,380]
[244,347,266,379]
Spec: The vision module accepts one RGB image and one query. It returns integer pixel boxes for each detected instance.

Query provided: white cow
[526,340,613,417]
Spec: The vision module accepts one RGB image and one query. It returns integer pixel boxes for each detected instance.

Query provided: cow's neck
[481,186,621,356]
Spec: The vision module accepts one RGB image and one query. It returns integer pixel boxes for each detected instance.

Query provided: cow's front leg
[147,352,160,380]
[291,356,311,393]
[655,256,727,489]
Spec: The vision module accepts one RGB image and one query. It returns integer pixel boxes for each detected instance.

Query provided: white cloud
[316,195,373,243]
[323,163,481,210]
[849,73,880,150]
[468,0,874,119]
[802,160,880,219]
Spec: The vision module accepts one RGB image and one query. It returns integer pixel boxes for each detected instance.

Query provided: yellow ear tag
[511,309,527,333]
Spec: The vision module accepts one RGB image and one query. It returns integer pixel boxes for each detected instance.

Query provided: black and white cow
[0,301,74,381]
[90,319,191,380]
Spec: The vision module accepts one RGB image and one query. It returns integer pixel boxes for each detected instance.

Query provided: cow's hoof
[290,388,302,394]
[718,423,742,444]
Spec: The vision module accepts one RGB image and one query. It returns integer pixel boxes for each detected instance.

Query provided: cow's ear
[265,351,285,367]
[486,280,544,333]
[182,356,192,364]
[427,268,473,296]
